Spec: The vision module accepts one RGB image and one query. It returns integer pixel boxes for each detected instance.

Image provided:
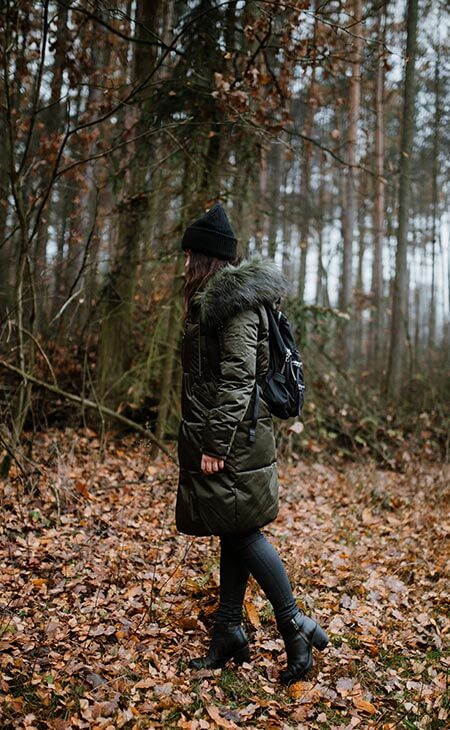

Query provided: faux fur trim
[195,255,289,329]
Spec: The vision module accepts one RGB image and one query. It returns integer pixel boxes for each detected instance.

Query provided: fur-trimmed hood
[194,255,289,329]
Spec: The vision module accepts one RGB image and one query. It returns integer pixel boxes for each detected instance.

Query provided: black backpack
[248,302,306,444]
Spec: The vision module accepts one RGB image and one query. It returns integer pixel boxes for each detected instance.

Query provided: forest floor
[0,428,448,730]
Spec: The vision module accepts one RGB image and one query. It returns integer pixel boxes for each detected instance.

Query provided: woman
[175,202,328,684]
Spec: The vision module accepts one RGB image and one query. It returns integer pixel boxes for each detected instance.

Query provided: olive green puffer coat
[175,256,288,537]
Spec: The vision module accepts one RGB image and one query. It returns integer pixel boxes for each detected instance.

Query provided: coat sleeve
[200,309,258,460]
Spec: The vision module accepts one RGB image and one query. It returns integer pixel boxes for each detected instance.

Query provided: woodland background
[0,1,449,728]
[0,0,449,463]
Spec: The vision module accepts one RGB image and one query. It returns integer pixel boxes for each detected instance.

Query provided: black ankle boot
[189,623,250,670]
[278,612,329,685]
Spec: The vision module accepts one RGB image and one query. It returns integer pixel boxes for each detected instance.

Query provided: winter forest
[0,1,449,728]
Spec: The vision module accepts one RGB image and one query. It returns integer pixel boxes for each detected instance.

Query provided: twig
[49,286,84,324]
[0,425,41,477]
[9,322,58,386]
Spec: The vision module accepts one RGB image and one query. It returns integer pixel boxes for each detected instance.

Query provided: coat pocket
[233,462,279,533]
[228,416,276,472]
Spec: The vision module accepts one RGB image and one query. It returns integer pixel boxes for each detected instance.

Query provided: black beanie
[181,203,238,260]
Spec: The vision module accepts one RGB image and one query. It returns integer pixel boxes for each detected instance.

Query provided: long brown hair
[183,250,241,320]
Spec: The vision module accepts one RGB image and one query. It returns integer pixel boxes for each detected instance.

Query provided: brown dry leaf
[178,617,202,630]
[3,427,448,729]
[361,507,380,525]
[239,703,259,719]
[244,600,261,628]
[205,704,238,729]
[75,480,90,498]
[336,676,356,696]
[288,680,318,701]
[352,695,377,714]
[32,578,47,590]
[259,639,281,651]
[133,677,156,689]
[291,705,313,722]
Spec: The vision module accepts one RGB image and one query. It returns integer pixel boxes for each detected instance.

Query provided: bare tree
[387,0,419,396]
[339,0,363,364]
[371,4,387,376]
[96,0,162,409]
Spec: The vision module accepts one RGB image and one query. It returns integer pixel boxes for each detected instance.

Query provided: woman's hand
[201,453,225,474]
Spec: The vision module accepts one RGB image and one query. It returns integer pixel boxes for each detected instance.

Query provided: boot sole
[280,654,313,685]
[189,643,250,670]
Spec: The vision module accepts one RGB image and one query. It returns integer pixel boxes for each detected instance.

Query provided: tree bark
[387,0,419,396]
[339,0,363,363]
[315,152,328,306]
[0,5,38,475]
[33,0,69,334]
[428,45,441,348]
[0,70,11,318]
[354,170,367,365]
[96,0,161,409]
[298,5,319,301]
[267,142,282,259]
[371,6,387,377]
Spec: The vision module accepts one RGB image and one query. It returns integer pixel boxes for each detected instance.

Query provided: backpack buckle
[248,426,256,445]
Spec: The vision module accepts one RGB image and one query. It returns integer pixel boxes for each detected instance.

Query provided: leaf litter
[0,428,448,729]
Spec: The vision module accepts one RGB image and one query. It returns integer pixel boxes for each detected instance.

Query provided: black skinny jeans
[214,528,298,627]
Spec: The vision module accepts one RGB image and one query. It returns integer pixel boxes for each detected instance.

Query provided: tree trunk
[33,0,69,335]
[298,6,319,301]
[0,73,10,318]
[354,169,367,366]
[96,0,161,409]
[153,252,185,445]
[387,0,419,396]
[0,6,37,475]
[267,142,282,259]
[428,46,441,349]
[255,144,268,252]
[371,6,387,378]
[339,0,363,363]
[315,151,327,305]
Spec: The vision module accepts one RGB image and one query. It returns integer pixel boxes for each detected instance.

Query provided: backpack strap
[265,302,289,360]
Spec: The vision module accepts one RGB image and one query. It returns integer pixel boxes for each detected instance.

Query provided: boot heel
[311,624,329,651]
[233,644,250,664]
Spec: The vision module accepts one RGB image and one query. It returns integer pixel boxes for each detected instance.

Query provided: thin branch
[49,286,84,325]
[53,119,192,180]
[27,107,71,248]
[68,4,169,49]
[9,322,58,386]
[18,0,51,176]
[0,359,178,464]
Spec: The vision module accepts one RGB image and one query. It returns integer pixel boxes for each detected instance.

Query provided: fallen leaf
[288,421,304,434]
[205,704,237,729]
[244,600,261,628]
[352,695,377,714]
[75,480,90,498]
[362,508,379,525]
[288,681,319,701]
